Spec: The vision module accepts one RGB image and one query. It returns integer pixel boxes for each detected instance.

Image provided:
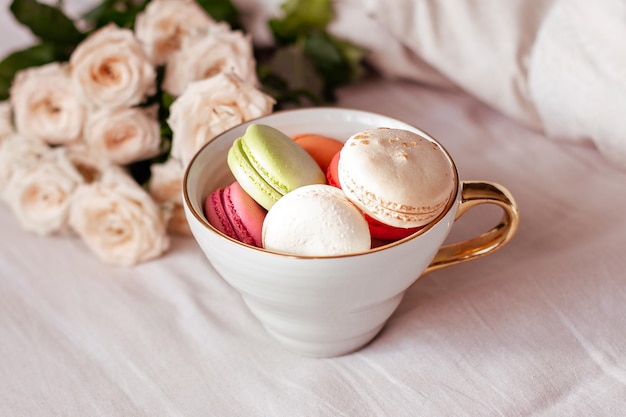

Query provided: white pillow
[238,0,626,168]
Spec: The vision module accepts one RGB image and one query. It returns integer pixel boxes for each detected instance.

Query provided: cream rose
[149,157,183,203]
[70,24,156,110]
[135,0,216,65]
[65,143,112,183]
[3,147,83,235]
[148,158,191,235]
[164,203,191,236]
[162,23,258,96]
[0,101,13,143]
[10,63,85,145]
[168,72,275,165]
[84,106,161,165]
[69,166,170,266]
[0,134,51,193]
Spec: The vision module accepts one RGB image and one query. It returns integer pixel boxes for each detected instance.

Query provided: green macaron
[227,124,326,210]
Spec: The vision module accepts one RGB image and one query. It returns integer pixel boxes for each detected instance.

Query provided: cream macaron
[338,127,455,228]
[262,184,371,256]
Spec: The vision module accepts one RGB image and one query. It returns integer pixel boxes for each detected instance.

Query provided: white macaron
[262,184,371,256]
[338,127,456,228]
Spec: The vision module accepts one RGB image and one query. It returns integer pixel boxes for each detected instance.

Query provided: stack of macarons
[204,123,455,256]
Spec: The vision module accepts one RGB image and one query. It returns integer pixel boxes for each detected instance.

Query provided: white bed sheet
[2,1,626,414]
[2,76,626,416]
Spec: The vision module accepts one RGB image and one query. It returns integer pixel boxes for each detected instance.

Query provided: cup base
[241,291,405,358]
[264,324,386,358]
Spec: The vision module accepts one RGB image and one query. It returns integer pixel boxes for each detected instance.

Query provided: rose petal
[168,72,275,166]
[69,166,170,266]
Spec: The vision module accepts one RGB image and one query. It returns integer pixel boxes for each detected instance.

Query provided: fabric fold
[235,0,626,169]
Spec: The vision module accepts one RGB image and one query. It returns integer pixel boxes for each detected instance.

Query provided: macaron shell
[228,124,326,210]
[364,213,423,241]
[205,181,266,247]
[338,128,455,228]
[327,149,422,240]
[223,181,266,247]
[227,139,282,210]
[292,133,344,172]
[262,184,371,256]
[326,150,341,188]
[205,187,238,240]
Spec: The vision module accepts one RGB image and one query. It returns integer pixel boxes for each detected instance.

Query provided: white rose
[70,24,156,110]
[149,157,183,203]
[148,158,191,235]
[65,143,112,183]
[162,23,258,96]
[135,0,216,65]
[3,147,83,235]
[84,106,161,165]
[10,63,85,145]
[69,166,170,266]
[0,134,51,193]
[0,101,14,143]
[168,72,275,165]
[164,203,191,236]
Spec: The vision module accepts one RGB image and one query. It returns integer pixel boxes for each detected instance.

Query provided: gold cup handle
[423,181,520,275]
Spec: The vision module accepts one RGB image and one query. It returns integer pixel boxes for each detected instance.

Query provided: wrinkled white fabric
[527,0,626,168]
[3,76,626,416]
[238,0,626,169]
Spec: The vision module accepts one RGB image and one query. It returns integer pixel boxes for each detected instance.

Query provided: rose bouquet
[0,0,364,266]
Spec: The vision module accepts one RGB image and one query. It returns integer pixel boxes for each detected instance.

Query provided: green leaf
[264,0,366,102]
[81,0,110,25]
[268,0,333,44]
[258,67,324,109]
[0,43,59,100]
[10,0,85,45]
[80,0,149,31]
[93,8,138,29]
[196,0,241,29]
[304,32,365,97]
[325,34,366,83]
[257,42,329,108]
[266,44,324,99]
[126,158,153,186]
[161,91,175,110]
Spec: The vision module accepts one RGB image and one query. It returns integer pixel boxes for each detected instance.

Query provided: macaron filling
[338,128,455,228]
[228,138,284,210]
[205,182,266,248]
[340,173,448,223]
[222,184,260,247]
[227,124,327,211]
[205,188,238,239]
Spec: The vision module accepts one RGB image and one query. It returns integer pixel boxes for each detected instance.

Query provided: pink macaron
[204,181,267,247]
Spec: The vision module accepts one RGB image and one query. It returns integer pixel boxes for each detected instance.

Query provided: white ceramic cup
[183,108,519,358]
